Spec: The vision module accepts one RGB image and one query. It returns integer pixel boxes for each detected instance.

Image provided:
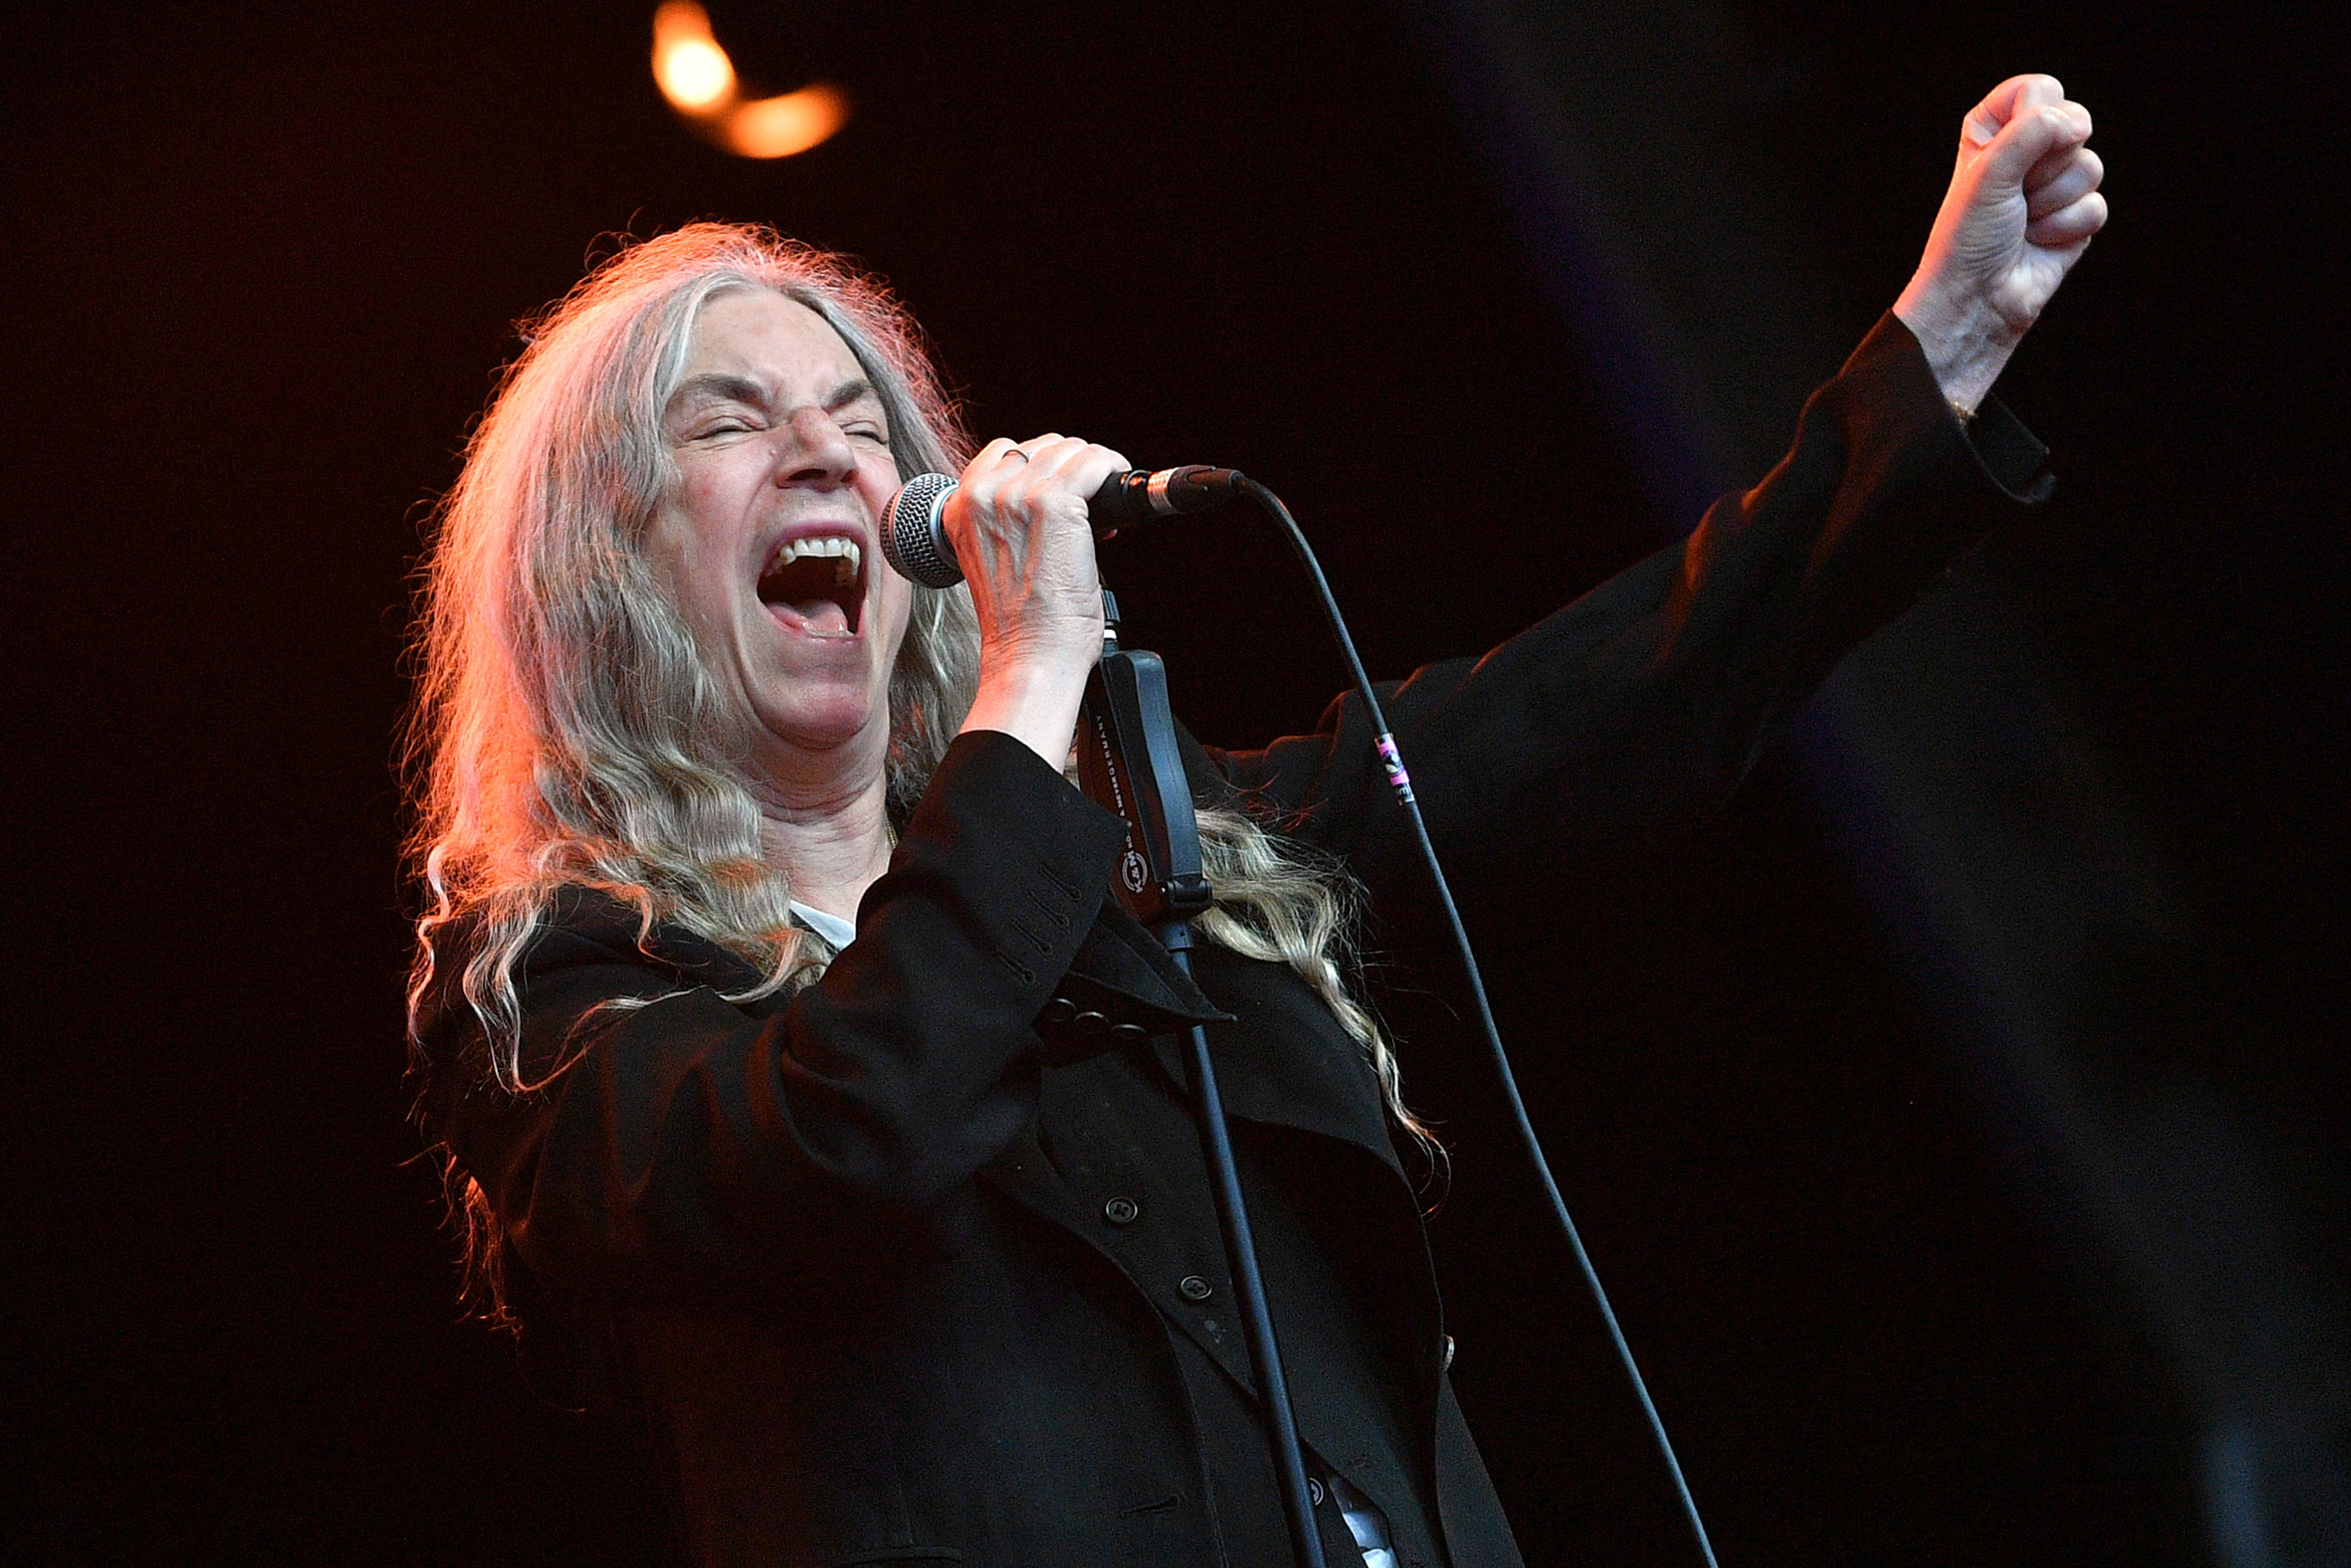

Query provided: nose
[773,407,857,490]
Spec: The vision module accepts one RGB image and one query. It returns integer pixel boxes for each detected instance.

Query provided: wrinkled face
[645,288,915,779]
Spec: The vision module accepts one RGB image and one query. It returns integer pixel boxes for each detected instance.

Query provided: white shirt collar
[789,900,858,951]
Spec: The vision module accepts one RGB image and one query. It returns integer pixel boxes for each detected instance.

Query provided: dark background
[7,2,2341,1563]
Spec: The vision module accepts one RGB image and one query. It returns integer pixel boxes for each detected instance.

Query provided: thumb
[1976,98,2090,196]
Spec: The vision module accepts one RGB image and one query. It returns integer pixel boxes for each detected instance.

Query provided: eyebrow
[667,373,882,417]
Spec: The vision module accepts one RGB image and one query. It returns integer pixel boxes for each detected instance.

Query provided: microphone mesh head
[881,472,963,588]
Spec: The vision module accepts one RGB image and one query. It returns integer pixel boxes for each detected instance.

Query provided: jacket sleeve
[1194,312,2053,884]
[423,731,1137,1302]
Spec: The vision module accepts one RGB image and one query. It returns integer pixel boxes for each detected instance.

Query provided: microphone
[880,465,1244,588]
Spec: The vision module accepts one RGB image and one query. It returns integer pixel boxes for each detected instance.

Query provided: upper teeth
[772,536,861,583]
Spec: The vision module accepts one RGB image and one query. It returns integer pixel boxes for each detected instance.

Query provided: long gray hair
[404,226,1435,1280]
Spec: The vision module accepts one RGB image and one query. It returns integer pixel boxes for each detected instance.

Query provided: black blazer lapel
[1150,943,1406,1181]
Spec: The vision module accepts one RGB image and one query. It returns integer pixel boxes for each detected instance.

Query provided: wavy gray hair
[404,224,1434,1312]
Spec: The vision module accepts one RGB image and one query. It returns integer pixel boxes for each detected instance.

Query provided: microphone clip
[1074,640,1213,927]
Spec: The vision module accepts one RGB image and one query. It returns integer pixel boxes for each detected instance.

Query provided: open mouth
[757,534,865,639]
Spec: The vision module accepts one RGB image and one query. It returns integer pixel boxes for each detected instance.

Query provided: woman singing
[408,75,2105,1566]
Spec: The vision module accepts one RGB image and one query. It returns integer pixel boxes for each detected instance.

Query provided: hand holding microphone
[919,436,1242,769]
[883,444,1244,589]
[931,435,1124,766]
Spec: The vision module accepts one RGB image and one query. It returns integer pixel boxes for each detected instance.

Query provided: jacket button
[1101,1197,1140,1226]
[1307,1476,1326,1506]
[1178,1275,1214,1301]
[1039,996,1076,1027]
[1108,1021,1150,1045]
[1070,1010,1108,1036]
[1442,1335,1456,1373]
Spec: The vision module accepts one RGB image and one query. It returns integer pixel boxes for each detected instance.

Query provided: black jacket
[420,316,2052,1568]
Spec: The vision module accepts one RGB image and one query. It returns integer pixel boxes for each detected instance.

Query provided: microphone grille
[881,472,963,589]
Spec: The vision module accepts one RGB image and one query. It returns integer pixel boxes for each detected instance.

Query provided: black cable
[1233,475,1722,1568]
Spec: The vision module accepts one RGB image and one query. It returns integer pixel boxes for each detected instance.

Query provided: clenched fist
[1895,74,2109,414]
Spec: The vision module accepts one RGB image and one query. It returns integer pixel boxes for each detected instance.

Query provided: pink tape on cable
[1374,733,1415,801]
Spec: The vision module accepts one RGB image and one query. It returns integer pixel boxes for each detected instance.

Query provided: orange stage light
[651,2,848,160]
[716,85,850,159]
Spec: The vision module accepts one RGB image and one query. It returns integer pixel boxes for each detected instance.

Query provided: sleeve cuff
[1963,392,2054,503]
[893,731,1135,879]
[903,733,1230,1061]
[1841,310,2055,506]
[870,729,1134,1001]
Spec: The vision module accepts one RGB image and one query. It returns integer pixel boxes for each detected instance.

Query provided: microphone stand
[1074,591,1331,1568]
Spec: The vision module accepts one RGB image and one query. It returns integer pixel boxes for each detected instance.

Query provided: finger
[1019,434,1090,469]
[1004,433,1063,463]
[1025,435,1131,499]
[2025,189,2108,249]
[986,438,1103,521]
[1978,96,2091,194]
[1009,434,1085,464]
[2027,146,2104,217]
[987,433,1065,475]
[958,436,1031,503]
[2025,132,2100,196]
[2022,101,2095,186]
[1964,72,2065,148]
[969,435,1029,472]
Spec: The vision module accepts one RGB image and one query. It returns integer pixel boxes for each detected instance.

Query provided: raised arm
[1198,76,2106,893]
[1195,314,2051,895]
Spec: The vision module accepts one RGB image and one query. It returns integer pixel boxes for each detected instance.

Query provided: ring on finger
[1000,447,1030,464]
